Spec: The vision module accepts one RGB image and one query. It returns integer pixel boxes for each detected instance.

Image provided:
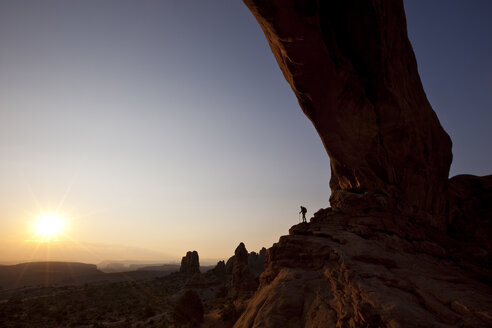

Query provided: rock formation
[186,260,228,289]
[244,0,452,229]
[209,260,227,280]
[248,247,266,277]
[234,0,492,327]
[235,209,492,327]
[181,247,265,296]
[230,243,259,298]
[226,246,266,278]
[179,251,200,275]
[447,174,492,279]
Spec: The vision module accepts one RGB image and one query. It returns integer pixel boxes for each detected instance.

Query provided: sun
[34,214,64,240]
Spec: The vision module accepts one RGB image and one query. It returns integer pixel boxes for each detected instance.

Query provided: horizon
[0,257,223,267]
[1,0,491,265]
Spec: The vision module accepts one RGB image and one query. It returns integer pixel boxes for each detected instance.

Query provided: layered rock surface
[235,210,492,327]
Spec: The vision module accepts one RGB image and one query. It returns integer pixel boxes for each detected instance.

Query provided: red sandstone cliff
[234,0,492,327]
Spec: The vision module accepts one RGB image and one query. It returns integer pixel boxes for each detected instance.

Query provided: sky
[0,0,490,265]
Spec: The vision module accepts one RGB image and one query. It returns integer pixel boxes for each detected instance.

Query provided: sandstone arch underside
[244,0,453,228]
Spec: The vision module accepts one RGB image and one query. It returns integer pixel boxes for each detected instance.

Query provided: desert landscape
[1,245,265,327]
[0,0,490,327]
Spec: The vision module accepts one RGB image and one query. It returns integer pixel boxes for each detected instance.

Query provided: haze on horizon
[1,0,491,265]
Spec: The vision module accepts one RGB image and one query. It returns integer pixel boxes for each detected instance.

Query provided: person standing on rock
[299,206,307,223]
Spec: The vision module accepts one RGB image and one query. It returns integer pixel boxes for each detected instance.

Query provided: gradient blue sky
[0,0,490,264]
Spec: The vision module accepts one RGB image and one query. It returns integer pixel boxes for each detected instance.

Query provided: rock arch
[244,0,452,229]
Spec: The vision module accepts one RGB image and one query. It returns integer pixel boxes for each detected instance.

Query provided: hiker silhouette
[299,206,307,223]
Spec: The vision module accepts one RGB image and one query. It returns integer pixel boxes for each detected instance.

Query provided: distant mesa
[0,261,177,290]
[0,262,105,289]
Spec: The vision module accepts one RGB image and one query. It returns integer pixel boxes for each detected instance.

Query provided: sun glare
[34,214,64,240]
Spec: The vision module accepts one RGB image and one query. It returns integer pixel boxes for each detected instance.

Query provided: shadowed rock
[179,251,200,275]
[209,260,227,280]
[230,243,258,298]
[235,210,492,328]
[446,174,492,283]
[248,247,266,277]
[244,0,452,229]
[225,247,266,278]
[186,260,228,289]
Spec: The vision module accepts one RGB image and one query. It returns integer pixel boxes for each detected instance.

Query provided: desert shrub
[172,290,204,327]
[220,300,237,322]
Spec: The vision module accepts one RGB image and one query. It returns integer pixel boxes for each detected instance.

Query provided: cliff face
[244,0,452,229]
[235,0,491,327]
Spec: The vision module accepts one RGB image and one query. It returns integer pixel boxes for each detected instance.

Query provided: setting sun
[34,214,64,240]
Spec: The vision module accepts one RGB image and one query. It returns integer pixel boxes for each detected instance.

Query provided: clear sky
[0,0,490,265]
